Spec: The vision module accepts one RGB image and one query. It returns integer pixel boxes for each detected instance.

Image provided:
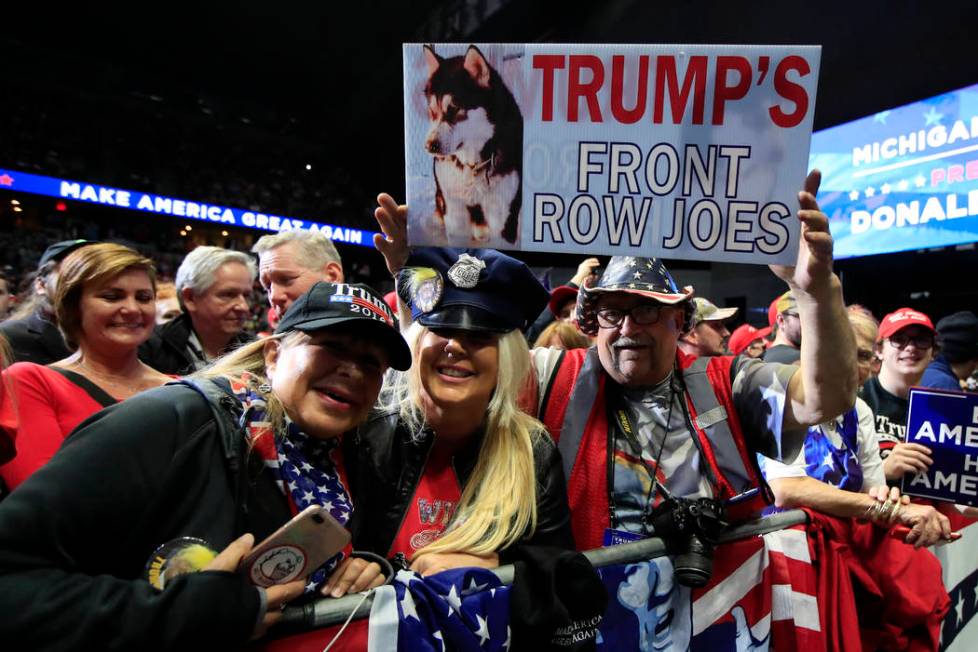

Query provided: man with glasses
[763,291,803,364]
[862,308,937,482]
[531,172,878,550]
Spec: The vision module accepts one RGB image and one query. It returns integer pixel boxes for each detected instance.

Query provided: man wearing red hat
[728,324,767,358]
[863,308,938,482]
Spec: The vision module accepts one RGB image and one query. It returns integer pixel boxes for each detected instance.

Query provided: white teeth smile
[438,367,473,378]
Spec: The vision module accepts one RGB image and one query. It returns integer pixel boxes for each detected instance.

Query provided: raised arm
[373,193,413,328]
[771,171,858,428]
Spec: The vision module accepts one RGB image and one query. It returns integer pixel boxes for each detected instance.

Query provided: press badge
[603,528,645,547]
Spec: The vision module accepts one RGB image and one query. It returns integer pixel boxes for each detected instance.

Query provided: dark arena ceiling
[2,0,976,233]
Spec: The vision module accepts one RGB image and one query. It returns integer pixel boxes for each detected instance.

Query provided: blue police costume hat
[576,255,694,336]
[274,281,412,371]
[397,248,549,333]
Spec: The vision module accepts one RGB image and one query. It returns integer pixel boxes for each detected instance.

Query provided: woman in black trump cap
[0,281,410,649]
[351,247,574,575]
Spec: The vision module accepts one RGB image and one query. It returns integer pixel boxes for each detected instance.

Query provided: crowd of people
[0,172,974,649]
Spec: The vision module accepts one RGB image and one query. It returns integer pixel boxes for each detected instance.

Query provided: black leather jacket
[0,378,279,650]
[347,410,575,565]
[139,313,254,375]
[0,309,71,365]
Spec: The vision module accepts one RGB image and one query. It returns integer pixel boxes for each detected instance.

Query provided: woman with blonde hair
[0,281,412,647]
[353,246,573,575]
[533,319,591,350]
[0,242,171,489]
[848,305,880,381]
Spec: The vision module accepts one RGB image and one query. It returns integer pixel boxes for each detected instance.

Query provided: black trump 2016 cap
[274,281,412,371]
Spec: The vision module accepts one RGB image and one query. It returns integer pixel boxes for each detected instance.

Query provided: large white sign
[403,43,821,264]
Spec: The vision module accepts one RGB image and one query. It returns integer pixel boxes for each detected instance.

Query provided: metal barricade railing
[280,509,809,631]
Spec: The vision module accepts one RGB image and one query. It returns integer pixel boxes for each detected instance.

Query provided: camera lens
[673,535,713,588]
[311,514,324,524]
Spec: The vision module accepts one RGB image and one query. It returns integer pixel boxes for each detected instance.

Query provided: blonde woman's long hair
[385,322,543,558]
[193,332,299,438]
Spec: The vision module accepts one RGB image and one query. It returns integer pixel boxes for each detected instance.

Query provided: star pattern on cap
[576,255,687,336]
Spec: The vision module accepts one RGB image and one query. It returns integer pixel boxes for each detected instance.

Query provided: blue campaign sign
[902,387,978,506]
[0,168,378,247]
[809,82,978,259]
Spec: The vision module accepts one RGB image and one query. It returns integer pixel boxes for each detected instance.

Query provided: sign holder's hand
[373,193,409,277]
[769,170,834,294]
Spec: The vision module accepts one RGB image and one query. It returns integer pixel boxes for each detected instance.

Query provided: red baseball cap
[383,290,399,315]
[548,285,579,318]
[878,307,935,340]
[728,324,762,355]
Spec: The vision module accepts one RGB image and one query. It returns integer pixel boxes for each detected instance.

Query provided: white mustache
[612,337,651,349]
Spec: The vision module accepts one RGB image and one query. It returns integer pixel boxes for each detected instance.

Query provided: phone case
[240,505,351,587]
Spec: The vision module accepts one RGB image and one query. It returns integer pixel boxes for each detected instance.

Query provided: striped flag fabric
[597,526,822,651]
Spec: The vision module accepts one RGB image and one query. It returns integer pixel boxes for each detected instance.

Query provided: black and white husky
[423,44,522,245]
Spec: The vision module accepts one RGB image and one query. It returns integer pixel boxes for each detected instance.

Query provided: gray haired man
[252,231,344,321]
[140,246,256,374]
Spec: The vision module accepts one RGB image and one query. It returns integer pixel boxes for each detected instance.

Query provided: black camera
[648,497,728,588]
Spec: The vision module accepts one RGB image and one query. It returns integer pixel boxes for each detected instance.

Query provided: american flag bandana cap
[576,256,694,336]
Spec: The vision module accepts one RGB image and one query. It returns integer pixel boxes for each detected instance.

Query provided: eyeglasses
[781,311,799,319]
[887,333,934,350]
[856,348,876,363]
[596,303,663,329]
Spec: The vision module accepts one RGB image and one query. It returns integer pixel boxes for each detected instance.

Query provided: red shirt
[0,363,111,489]
[388,441,462,558]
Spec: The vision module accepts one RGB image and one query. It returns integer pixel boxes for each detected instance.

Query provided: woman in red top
[352,243,574,576]
[0,243,172,489]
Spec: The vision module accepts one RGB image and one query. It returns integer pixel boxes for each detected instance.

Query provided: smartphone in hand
[241,505,351,587]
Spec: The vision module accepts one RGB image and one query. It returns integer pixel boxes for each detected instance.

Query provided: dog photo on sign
[420,44,523,246]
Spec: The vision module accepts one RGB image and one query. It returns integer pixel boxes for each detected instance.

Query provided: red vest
[540,347,772,551]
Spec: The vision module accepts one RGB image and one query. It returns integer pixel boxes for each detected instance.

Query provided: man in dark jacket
[0,239,90,364]
[140,246,256,375]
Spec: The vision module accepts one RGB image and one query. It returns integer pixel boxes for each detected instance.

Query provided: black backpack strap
[172,377,251,532]
[46,366,118,408]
